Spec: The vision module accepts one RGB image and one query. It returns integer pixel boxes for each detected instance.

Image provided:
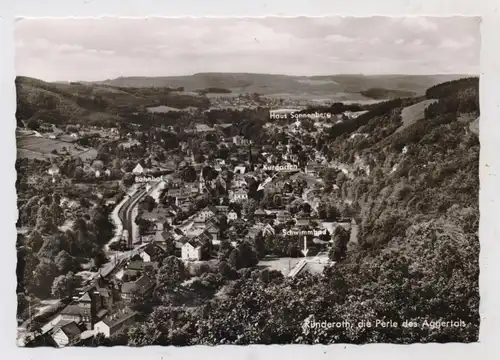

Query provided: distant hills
[94,73,469,100]
[15,76,211,127]
[15,73,473,128]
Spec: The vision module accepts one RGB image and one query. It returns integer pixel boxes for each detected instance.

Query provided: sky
[15,16,481,82]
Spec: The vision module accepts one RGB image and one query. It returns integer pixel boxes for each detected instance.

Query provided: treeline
[295,102,364,115]
[360,87,416,100]
[15,76,211,127]
[196,87,232,94]
[326,97,421,141]
[425,77,479,99]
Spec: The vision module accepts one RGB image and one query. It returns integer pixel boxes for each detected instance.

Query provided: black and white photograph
[14,16,480,347]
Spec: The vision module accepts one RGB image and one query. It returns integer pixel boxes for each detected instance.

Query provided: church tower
[247,143,254,172]
[199,168,204,193]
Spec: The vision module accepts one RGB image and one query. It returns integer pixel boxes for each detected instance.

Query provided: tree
[180,166,197,182]
[229,241,259,270]
[54,250,78,273]
[26,118,40,130]
[29,261,59,298]
[51,272,79,298]
[27,230,44,252]
[142,195,156,212]
[122,173,135,187]
[35,205,56,234]
[329,226,350,262]
[228,248,242,270]
[157,256,187,288]
[218,239,233,260]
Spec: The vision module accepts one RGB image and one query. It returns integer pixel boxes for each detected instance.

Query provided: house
[276,210,291,223]
[253,209,267,222]
[215,205,229,214]
[229,189,248,203]
[233,135,249,146]
[305,162,323,176]
[231,177,247,189]
[195,206,217,223]
[195,124,215,133]
[205,222,220,241]
[167,188,184,198]
[47,165,60,176]
[234,165,246,174]
[94,309,137,338]
[51,321,82,347]
[227,210,238,221]
[181,239,202,261]
[184,182,200,195]
[295,218,311,227]
[139,243,166,262]
[121,275,155,303]
[262,224,275,236]
[132,163,144,175]
[44,304,91,332]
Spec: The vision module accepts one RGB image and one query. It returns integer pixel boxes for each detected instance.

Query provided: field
[17,135,97,161]
[147,105,183,113]
[395,99,438,134]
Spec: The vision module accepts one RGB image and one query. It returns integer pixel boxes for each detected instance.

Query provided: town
[15,71,480,346]
[16,83,369,346]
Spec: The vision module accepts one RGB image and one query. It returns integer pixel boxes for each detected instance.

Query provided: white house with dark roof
[94,309,137,338]
[181,239,202,261]
[227,210,238,221]
[51,321,82,347]
[132,163,144,174]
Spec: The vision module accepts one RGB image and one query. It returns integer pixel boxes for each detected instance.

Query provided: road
[118,184,147,249]
[118,181,163,248]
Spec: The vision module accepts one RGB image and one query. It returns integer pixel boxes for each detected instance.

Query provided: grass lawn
[17,134,97,161]
[395,99,438,134]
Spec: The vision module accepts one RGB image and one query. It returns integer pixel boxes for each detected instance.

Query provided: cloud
[439,35,475,49]
[399,17,438,31]
[14,17,480,81]
[325,34,355,43]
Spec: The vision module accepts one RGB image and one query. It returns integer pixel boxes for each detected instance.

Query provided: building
[194,206,217,223]
[132,163,144,175]
[295,218,311,227]
[233,135,250,146]
[139,243,166,263]
[94,309,137,338]
[229,190,248,203]
[206,223,220,241]
[276,210,291,223]
[253,209,267,222]
[304,162,323,176]
[215,205,229,214]
[47,165,60,176]
[123,260,159,279]
[51,321,82,347]
[121,275,155,303]
[227,210,238,221]
[181,239,202,261]
[234,165,246,174]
